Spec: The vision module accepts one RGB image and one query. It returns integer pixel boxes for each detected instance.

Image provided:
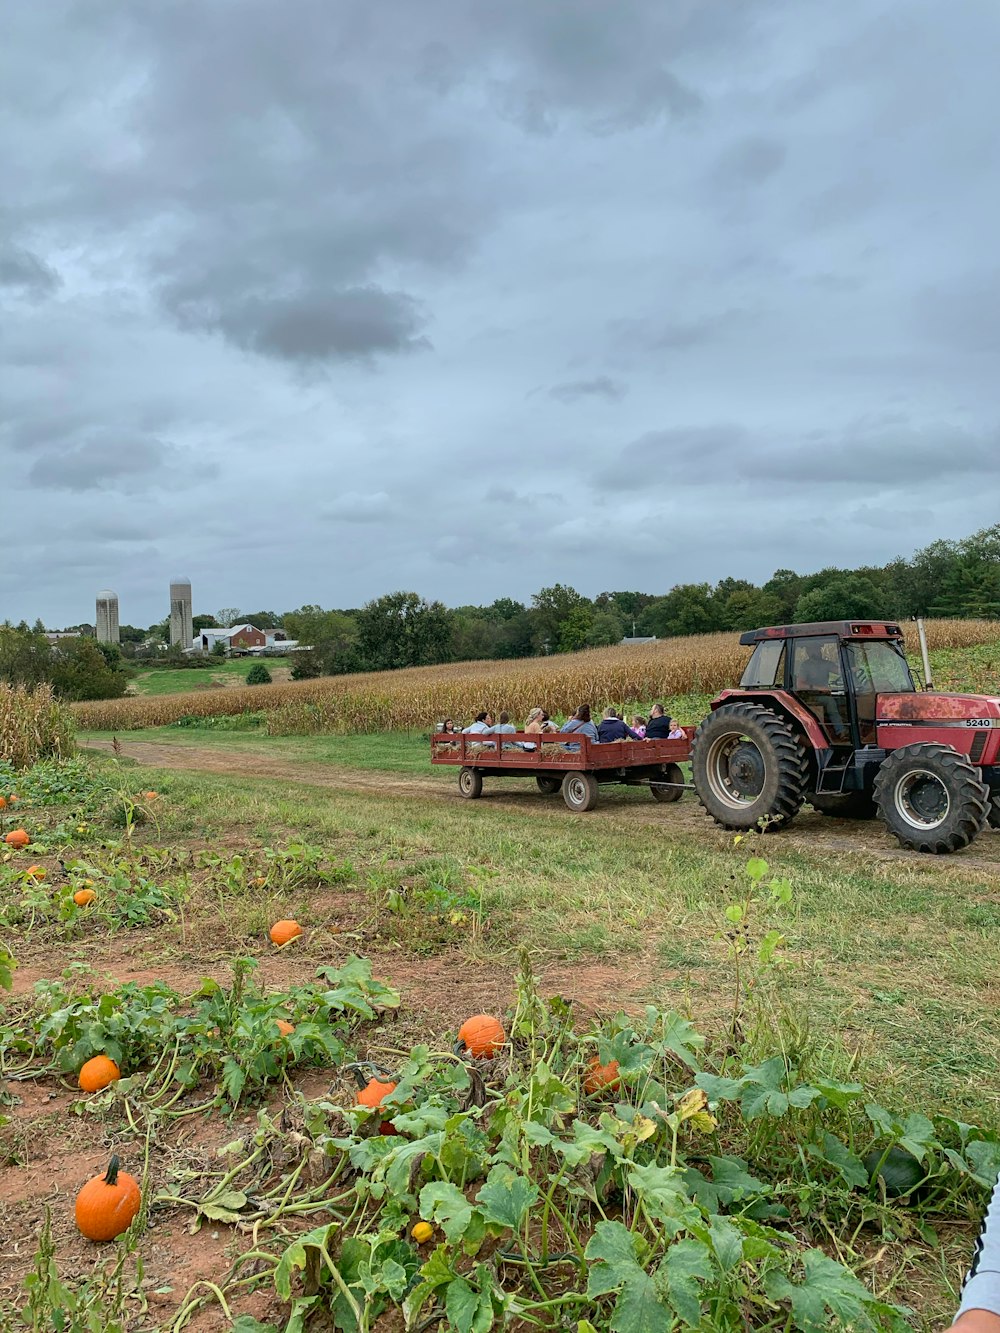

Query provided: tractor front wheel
[691,703,808,830]
[873,743,989,853]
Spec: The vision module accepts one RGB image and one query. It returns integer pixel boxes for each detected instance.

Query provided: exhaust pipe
[916,617,933,691]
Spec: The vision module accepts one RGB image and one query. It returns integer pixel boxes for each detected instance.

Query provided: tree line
[4,524,999,698]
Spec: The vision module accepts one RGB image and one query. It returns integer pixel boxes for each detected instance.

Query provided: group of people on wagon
[436,703,684,746]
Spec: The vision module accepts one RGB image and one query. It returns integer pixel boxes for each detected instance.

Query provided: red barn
[228,624,266,651]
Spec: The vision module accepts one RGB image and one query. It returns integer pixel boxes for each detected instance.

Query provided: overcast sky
[4,0,999,628]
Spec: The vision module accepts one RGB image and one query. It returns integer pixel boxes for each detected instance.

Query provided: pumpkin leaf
[419,1181,474,1244]
[763,1249,908,1332]
[445,1272,496,1333]
[585,1222,672,1333]
[475,1166,538,1231]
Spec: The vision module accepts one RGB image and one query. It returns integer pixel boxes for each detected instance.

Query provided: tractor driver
[794,639,838,691]
[793,639,850,742]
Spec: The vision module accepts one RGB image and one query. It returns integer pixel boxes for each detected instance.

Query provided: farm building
[190,625,297,655]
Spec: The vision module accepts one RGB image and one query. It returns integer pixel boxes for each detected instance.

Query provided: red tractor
[690,619,1000,853]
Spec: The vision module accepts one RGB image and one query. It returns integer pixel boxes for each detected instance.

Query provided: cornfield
[0,683,76,767]
[70,619,1000,736]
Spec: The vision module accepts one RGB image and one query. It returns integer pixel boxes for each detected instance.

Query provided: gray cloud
[549,376,626,403]
[168,285,430,365]
[322,492,395,522]
[2,0,1000,625]
[711,137,786,188]
[0,245,61,296]
[27,435,215,494]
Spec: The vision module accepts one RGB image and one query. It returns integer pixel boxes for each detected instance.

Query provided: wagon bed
[430,729,694,811]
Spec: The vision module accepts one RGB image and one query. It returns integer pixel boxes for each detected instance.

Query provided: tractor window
[791,636,849,744]
[740,640,786,689]
[791,637,844,692]
[845,641,915,694]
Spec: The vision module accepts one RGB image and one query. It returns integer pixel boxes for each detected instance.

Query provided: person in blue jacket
[948,1182,1000,1331]
[559,704,598,750]
[597,707,640,742]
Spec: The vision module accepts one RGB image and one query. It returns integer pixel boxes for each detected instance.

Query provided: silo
[96,590,120,645]
[169,577,193,648]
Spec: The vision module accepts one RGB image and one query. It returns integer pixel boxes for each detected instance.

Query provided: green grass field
[128,656,291,696]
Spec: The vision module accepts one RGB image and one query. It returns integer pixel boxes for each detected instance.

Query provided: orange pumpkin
[356,1077,397,1108]
[79,1055,121,1092]
[4,829,30,849]
[0,796,6,810]
[356,1076,399,1135]
[583,1058,621,1095]
[74,888,97,907]
[269,919,302,946]
[274,1019,295,1037]
[75,1156,141,1241]
[25,865,47,880]
[8,795,18,803]
[143,791,158,801]
[457,1014,505,1059]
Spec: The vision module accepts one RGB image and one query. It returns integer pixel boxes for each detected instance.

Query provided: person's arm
[949,1184,1000,1331]
[624,724,640,739]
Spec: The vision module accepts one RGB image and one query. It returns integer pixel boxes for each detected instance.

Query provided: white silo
[96,590,120,644]
[169,577,193,648]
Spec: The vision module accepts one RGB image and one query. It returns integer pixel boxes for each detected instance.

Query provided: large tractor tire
[650,762,684,803]
[809,791,877,820]
[873,743,989,853]
[987,798,1000,830]
[691,703,808,831]
[536,775,562,795]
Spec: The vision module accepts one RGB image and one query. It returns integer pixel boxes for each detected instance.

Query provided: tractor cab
[737,620,915,750]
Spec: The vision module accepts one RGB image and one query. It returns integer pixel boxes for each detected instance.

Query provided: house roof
[199,624,262,636]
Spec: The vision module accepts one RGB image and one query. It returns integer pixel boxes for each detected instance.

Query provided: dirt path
[81,736,1000,874]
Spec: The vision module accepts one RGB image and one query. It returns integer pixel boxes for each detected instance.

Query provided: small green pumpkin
[863,1145,925,1197]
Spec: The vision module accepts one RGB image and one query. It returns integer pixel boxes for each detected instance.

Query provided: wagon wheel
[535,775,562,795]
[458,768,483,799]
[562,772,599,812]
[650,762,684,803]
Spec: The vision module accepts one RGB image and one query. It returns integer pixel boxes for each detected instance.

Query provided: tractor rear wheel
[458,768,483,799]
[988,798,1000,830]
[873,743,989,853]
[650,763,684,803]
[536,775,562,795]
[691,703,808,830]
[562,772,599,812]
[810,791,877,820]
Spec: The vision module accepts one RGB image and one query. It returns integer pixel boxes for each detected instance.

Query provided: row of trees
[0,628,130,701]
[287,524,1000,676]
[6,525,1000,696]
